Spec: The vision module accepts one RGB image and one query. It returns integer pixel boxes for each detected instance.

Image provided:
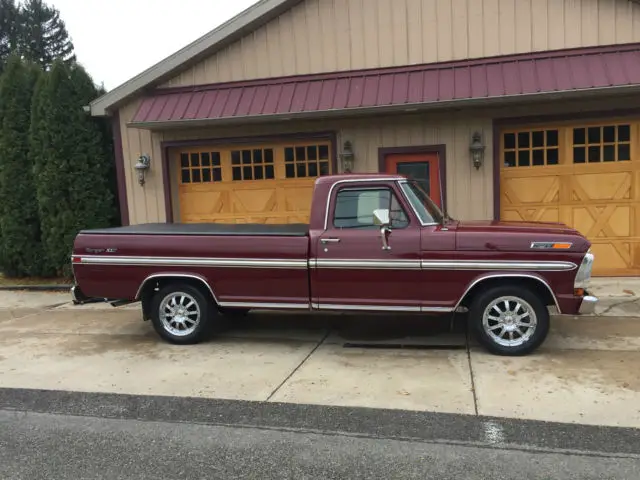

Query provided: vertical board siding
[163,0,640,88]
[118,109,494,224]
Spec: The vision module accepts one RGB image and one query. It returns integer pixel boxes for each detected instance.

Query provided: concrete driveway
[0,291,639,428]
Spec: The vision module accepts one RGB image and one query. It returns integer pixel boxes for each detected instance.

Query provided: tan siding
[117,92,640,225]
[119,112,496,223]
[162,0,640,88]
[119,100,167,224]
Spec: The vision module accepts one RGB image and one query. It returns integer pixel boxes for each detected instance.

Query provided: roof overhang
[126,43,640,130]
[126,85,640,130]
[89,0,302,117]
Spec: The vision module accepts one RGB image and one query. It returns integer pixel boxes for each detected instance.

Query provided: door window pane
[333,188,408,229]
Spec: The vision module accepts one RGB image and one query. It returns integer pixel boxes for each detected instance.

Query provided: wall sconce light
[340,140,355,173]
[469,132,486,170]
[134,154,151,186]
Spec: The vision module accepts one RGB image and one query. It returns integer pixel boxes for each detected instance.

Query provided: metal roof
[128,43,640,128]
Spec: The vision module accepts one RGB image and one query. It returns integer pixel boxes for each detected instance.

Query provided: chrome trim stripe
[135,273,219,301]
[218,301,310,310]
[454,274,562,313]
[316,303,422,312]
[323,177,405,230]
[75,255,576,272]
[421,260,577,271]
[313,259,421,270]
[74,255,308,269]
[312,303,454,313]
[311,259,576,271]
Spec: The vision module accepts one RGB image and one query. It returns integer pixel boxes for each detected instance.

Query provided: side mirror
[373,208,390,226]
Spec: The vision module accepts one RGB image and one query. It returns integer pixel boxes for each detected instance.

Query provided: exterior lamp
[470,132,486,170]
[340,140,355,173]
[134,154,151,186]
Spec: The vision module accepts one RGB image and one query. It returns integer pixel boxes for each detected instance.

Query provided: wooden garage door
[175,140,333,224]
[500,120,640,276]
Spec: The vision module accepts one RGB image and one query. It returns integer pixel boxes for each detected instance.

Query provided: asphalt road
[1,388,639,480]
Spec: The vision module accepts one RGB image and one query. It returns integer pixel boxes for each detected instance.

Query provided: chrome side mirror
[373,209,390,226]
[373,208,392,250]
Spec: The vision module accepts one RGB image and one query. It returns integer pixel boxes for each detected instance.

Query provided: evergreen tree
[31,60,114,277]
[0,54,45,276]
[19,0,75,69]
[0,0,19,74]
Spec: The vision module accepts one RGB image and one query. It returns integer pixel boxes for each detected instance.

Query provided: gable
[162,0,640,88]
[91,0,640,115]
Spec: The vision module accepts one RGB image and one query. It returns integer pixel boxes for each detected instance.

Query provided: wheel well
[138,276,217,321]
[458,276,557,310]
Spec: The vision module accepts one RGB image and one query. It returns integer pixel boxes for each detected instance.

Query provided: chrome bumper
[578,294,598,315]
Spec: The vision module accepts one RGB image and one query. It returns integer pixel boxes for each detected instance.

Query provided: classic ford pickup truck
[71,173,597,356]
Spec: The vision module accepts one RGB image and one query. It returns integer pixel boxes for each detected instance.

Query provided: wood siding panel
[163,0,640,88]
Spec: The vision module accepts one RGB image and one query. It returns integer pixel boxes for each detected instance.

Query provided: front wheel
[149,283,215,345]
[468,285,550,356]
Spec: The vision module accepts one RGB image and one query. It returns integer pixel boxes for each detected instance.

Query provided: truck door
[311,181,423,311]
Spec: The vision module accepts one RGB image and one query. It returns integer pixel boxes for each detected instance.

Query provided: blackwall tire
[469,285,550,356]
[149,282,214,345]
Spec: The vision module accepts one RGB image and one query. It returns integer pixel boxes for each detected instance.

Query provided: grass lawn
[0,273,71,286]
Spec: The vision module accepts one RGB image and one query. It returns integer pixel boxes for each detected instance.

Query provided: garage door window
[502,129,559,167]
[572,124,631,164]
[231,148,275,181]
[284,144,331,178]
[180,151,222,183]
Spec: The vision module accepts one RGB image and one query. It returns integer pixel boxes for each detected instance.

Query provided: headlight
[574,250,594,289]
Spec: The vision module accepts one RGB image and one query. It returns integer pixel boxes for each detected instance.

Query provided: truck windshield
[400,180,444,225]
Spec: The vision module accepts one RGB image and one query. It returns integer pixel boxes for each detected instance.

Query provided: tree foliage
[0,0,20,75]
[0,54,46,276]
[30,60,115,277]
[1,0,75,72]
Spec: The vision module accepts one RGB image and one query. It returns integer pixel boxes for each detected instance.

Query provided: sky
[49,0,260,90]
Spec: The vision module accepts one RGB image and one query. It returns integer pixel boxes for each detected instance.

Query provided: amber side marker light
[574,288,585,296]
[552,243,572,249]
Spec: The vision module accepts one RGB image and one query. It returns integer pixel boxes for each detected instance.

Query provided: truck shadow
[220,311,469,349]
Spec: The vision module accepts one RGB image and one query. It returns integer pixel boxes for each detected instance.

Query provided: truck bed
[80,222,310,237]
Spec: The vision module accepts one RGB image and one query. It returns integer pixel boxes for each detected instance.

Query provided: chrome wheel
[159,292,201,337]
[482,296,538,348]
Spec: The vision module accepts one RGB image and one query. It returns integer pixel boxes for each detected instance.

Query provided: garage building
[91,0,640,277]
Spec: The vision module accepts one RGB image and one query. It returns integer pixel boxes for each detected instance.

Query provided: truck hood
[454,220,590,252]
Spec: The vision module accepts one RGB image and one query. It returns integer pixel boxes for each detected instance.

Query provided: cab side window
[333,187,409,229]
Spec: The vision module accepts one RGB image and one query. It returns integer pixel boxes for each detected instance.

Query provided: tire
[468,285,550,356]
[149,282,215,345]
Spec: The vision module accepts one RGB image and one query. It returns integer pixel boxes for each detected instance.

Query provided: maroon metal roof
[131,44,640,126]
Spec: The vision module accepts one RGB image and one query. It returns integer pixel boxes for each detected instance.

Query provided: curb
[0,285,72,292]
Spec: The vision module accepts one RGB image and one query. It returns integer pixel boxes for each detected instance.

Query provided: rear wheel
[149,283,215,344]
[468,285,550,356]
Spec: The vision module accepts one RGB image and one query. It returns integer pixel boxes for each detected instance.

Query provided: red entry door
[385,152,442,208]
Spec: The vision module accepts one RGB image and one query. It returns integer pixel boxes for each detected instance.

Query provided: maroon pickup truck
[70,174,597,356]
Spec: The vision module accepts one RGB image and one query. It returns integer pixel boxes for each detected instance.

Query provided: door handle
[321,238,341,244]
